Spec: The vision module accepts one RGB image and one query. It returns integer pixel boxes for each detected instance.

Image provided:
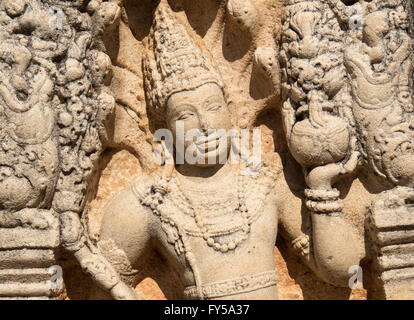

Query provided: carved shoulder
[99,176,155,269]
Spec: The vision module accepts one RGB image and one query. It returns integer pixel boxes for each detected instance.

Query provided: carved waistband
[184,270,277,299]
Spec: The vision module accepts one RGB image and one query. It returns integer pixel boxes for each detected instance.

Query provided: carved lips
[194,131,220,154]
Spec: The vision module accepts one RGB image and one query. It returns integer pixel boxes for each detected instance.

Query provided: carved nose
[199,115,210,132]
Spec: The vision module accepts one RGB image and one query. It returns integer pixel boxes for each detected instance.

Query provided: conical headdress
[143,2,224,118]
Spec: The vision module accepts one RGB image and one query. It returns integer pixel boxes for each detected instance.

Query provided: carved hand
[305,137,360,190]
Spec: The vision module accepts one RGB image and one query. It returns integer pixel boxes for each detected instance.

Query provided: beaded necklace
[173,167,251,253]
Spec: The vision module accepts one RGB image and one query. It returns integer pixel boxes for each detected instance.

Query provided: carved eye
[177,112,194,121]
[207,104,222,112]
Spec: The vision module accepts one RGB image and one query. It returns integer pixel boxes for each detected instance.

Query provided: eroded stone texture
[84,0,362,300]
[280,0,414,299]
[1,0,414,300]
[0,0,135,299]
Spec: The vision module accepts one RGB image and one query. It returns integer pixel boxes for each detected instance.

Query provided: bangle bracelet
[304,188,340,201]
[305,199,343,214]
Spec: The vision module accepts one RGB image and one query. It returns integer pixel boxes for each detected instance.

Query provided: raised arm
[276,154,363,287]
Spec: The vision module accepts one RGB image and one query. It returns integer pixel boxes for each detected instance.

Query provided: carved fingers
[305,162,342,190]
[305,137,360,190]
[292,233,310,257]
[339,154,359,176]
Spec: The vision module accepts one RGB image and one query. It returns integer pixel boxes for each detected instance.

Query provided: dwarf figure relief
[338,0,414,299]
[96,2,361,300]
[280,0,414,299]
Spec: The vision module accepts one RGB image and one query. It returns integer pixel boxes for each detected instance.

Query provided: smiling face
[166,83,232,167]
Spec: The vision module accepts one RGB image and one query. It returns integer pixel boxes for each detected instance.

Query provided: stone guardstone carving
[2,0,414,300]
[279,0,414,299]
[340,0,414,298]
[0,0,135,299]
[368,187,414,299]
[96,1,361,300]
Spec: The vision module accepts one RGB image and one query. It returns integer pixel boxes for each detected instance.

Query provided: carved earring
[161,139,175,182]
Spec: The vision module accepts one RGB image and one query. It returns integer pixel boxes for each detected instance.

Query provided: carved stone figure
[279,0,414,299]
[96,1,361,300]
[2,0,414,300]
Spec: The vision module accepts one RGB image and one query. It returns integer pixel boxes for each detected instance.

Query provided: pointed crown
[143,2,224,118]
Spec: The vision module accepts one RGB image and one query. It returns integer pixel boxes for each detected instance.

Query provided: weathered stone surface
[89,0,362,300]
[1,0,414,300]
[0,250,56,270]
[0,0,135,299]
